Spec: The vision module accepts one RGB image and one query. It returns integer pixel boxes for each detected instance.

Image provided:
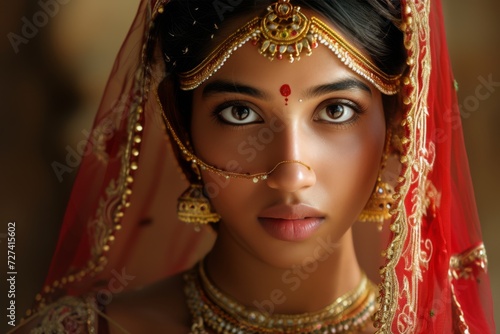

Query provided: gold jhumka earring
[177,162,221,231]
[359,131,395,230]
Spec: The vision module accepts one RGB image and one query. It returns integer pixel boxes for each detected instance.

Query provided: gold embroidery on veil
[374,0,434,332]
[30,296,97,334]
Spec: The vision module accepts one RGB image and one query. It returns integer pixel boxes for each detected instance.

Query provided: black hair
[157,0,405,76]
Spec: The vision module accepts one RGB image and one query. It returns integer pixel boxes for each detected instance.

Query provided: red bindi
[280,84,291,105]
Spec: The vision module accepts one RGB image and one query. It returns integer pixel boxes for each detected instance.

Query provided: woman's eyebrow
[202,80,269,99]
[304,79,372,98]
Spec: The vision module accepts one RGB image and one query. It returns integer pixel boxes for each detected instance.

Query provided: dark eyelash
[315,99,367,129]
[210,100,262,127]
[334,99,366,115]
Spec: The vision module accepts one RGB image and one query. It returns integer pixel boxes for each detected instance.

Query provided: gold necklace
[184,261,377,333]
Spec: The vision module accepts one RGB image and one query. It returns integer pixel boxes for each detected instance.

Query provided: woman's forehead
[196,43,375,99]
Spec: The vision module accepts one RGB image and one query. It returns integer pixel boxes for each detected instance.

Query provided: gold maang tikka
[178,0,401,94]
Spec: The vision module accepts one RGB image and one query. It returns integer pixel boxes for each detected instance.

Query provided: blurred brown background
[443,1,500,327]
[0,0,498,331]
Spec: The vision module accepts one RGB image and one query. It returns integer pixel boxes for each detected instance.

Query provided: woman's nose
[265,160,316,192]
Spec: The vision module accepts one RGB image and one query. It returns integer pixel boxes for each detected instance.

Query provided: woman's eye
[218,105,262,124]
[316,104,358,123]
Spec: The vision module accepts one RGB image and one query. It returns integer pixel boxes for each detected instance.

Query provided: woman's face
[190,38,386,268]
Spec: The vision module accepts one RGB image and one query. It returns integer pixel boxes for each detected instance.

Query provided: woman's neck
[205,228,362,315]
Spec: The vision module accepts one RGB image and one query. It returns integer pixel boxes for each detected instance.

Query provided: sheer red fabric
[40,0,214,299]
[375,1,495,332]
[26,0,494,333]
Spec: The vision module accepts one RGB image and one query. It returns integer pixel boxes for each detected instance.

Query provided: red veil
[25,0,495,333]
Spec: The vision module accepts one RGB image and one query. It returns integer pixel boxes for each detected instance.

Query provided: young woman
[14,0,495,333]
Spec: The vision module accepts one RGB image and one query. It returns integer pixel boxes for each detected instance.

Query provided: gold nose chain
[156,93,312,183]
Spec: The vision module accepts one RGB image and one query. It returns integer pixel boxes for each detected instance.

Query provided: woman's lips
[257,204,325,242]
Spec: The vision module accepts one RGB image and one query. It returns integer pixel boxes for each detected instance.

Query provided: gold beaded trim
[310,17,400,95]
[28,102,144,317]
[178,0,401,95]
